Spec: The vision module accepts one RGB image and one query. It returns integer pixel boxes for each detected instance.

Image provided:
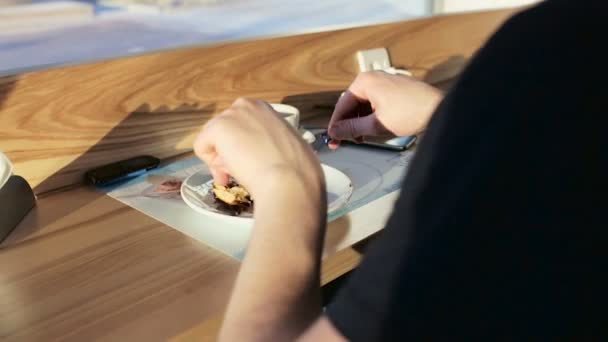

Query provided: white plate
[181,164,353,223]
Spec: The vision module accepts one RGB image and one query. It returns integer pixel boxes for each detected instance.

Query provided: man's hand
[194,97,324,203]
[328,71,442,148]
[194,98,329,342]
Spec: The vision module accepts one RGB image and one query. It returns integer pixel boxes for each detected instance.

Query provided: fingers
[194,97,276,185]
[194,118,232,185]
[328,72,386,143]
[328,91,362,129]
[328,76,376,128]
[233,97,270,113]
[328,112,383,141]
[209,155,230,185]
[328,90,373,141]
[347,71,379,102]
[209,165,230,186]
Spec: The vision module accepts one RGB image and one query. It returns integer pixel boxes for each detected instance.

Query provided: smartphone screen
[343,135,417,151]
[85,155,160,185]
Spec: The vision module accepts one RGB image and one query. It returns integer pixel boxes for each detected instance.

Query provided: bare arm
[298,316,348,342]
[193,98,344,341]
[195,74,439,339]
[218,170,327,341]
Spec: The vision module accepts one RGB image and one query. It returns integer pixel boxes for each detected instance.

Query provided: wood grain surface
[0,9,518,341]
[172,247,363,342]
[0,182,362,341]
[0,9,516,194]
[0,186,240,341]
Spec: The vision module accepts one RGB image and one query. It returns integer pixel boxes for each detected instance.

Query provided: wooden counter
[0,9,517,341]
[0,183,362,341]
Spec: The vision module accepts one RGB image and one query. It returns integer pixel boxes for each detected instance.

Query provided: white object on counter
[0,152,13,190]
[269,103,316,144]
[270,103,300,128]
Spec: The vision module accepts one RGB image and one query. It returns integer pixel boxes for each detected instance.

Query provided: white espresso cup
[270,103,300,129]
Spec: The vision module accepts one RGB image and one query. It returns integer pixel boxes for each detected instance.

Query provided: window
[0,0,432,74]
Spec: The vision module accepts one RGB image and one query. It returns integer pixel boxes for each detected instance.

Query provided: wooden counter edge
[171,247,363,342]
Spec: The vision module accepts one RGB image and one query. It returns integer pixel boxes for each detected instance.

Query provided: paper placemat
[104,145,415,260]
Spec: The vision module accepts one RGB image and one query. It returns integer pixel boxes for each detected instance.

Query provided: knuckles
[355,70,385,85]
[205,97,275,136]
[233,97,252,107]
[232,97,264,109]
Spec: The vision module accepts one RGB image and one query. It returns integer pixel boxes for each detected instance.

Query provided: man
[194,0,606,340]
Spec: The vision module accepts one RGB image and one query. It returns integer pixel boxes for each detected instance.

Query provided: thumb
[328,113,382,140]
[209,155,230,186]
[210,167,230,186]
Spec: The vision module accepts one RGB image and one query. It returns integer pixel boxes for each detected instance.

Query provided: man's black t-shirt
[327,0,607,339]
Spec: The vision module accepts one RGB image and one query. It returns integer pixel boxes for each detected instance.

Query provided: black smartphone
[85,155,160,186]
[342,135,417,151]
